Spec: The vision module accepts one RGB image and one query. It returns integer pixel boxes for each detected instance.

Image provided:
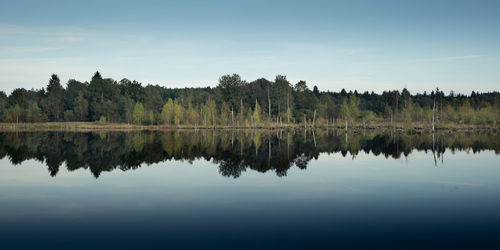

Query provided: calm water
[0,130,499,249]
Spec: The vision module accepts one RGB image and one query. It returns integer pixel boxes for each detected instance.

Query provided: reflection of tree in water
[294,154,312,170]
[218,160,246,178]
[0,130,498,178]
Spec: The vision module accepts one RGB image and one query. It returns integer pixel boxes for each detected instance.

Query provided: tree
[73,93,89,121]
[0,71,498,128]
[313,85,320,97]
[63,110,75,122]
[217,74,244,112]
[186,104,200,125]
[318,94,335,123]
[253,99,262,125]
[340,101,349,123]
[133,102,145,124]
[220,102,231,125]
[273,75,293,123]
[88,71,120,121]
[293,80,317,117]
[146,110,155,125]
[348,94,360,122]
[5,104,23,123]
[206,98,217,126]
[0,91,8,121]
[26,102,45,122]
[461,99,473,124]
[64,79,88,112]
[161,98,175,124]
[294,80,308,92]
[173,100,183,125]
[46,74,65,121]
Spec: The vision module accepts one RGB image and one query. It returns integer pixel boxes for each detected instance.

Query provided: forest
[0,71,499,129]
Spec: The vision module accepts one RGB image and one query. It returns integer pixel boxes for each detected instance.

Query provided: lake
[0,130,499,249]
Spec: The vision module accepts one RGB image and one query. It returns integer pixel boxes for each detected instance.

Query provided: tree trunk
[287,93,290,124]
[395,94,398,121]
[312,110,316,127]
[432,98,435,132]
[440,99,443,124]
[304,113,306,129]
[268,87,271,124]
[278,103,280,125]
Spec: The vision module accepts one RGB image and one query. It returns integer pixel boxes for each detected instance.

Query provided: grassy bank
[0,122,497,132]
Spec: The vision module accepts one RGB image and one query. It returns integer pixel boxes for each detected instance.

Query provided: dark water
[0,130,499,249]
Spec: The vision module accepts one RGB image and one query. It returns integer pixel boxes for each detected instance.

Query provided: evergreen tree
[45,74,65,121]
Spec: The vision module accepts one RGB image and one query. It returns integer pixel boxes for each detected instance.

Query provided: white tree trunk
[312,110,316,127]
[432,99,435,132]
[268,87,271,124]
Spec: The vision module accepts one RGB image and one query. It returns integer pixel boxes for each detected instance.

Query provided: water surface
[0,130,499,249]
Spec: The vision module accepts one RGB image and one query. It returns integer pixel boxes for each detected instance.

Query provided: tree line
[0,71,498,128]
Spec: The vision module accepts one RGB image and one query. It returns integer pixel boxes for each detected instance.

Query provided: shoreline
[0,122,497,132]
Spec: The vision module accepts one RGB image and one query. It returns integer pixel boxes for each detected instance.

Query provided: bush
[99,116,107,123]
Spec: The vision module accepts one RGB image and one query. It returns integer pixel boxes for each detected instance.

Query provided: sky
[0,0,499,95]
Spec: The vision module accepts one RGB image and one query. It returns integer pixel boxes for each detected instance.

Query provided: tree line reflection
[0,130,498,178]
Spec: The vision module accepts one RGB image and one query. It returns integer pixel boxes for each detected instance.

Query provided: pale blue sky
[0,0,499,94]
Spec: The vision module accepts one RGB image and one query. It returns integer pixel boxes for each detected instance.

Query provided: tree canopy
[0,72,498,128]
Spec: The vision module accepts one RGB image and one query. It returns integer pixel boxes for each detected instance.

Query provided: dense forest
[1,130,498,178]
[0,72,498,128]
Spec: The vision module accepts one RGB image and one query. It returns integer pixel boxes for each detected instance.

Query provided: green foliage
[340,101,349,120]
[26,102,46,122]
[348,95,360,120]
[73,93,88,121]
[362,110,378,125]
[217,74,244,110]
[206,98,217,126]
[253,100,262,125]
[0,71,498,127]
[146,110,155,125]
[63,110,75,122]
[0,91,7,120]
[99,116,107,123]
[161,98,174,124]
[133,102,145,124]
[220,102,231,125]
[5,104,23,123]
[173,100,183,125]
[45,74,65,121]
